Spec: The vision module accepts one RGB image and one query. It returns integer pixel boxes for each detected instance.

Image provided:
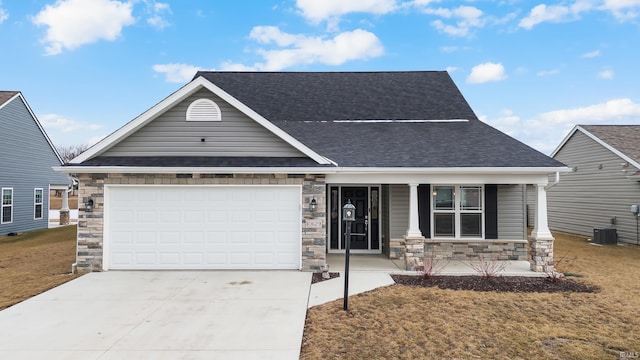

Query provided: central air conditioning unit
[593,228,617,245]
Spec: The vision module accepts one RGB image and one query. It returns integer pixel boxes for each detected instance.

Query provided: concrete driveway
[0,271,311,360]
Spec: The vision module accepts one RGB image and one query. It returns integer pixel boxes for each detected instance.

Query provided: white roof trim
[71,76,334,165]
[552,125,640,170]
[1,92,64,165]
[55,165,569,175]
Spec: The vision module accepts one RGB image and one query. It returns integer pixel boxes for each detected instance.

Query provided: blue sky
[1,0,639,155]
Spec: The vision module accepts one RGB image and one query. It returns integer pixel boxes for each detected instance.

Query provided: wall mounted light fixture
[85,198,94,212]
[309,198,318,212]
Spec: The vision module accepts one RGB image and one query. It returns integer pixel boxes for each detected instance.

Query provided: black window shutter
[418,184,431,238]
[485,184,498,239]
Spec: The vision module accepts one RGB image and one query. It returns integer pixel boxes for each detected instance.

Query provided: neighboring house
[543,125,640,245]
[58,71,567,273]
[0,91,71,235]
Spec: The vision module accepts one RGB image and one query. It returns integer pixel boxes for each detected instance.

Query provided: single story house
[58,71,567,273]
[543,125,640,244]
[0,91,71,235]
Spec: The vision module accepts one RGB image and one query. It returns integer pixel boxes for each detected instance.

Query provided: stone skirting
[422,240,528,261]
[529,237,554,272]
[74,172,326,273]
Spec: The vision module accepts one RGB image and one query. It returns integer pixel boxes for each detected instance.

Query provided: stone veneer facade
[390,238,528,271]
[75,172,326,273]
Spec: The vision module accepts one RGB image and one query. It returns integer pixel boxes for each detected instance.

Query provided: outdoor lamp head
[342,199,356,222]
[309,198,318,212]
[85,198,94,212]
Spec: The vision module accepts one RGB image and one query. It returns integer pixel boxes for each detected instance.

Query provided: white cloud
[600,0,640,20]
[519,0,640,29]
[598,68,615,79]
[152,63,203,83]
[538,98,640,124]
[32,0,135,55]
[481,99,640,154]
[296,0,398,23]
[248,26,384,70]
[467,62,507,84]
[425,5,485,37]
[445,66,459,73]
[581,49,601,58]
[39,114,103,133]
[146,1,171,30]
[537,69,559,76]
[518,4,572,29]
[0,4,8,24]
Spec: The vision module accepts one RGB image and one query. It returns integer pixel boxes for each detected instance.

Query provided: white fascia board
[569,126,640,170]
[71,77,334,165]
[5,92,65,165]
[55,166,568,184]
[550,125,579,158]
[54,166,335,174]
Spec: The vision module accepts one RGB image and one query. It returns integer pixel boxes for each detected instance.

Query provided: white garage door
[105,185,301,270]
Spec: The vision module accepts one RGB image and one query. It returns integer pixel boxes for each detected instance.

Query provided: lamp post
[342,199,355,311]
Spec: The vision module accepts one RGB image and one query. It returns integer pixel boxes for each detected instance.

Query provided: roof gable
[0,91,64,165]
[553,125,640,169]
[72,77,333,165]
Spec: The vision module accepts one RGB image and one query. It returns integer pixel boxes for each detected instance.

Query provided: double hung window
[432,185,483,238]
[34,188,44,219]
[2,188,13,224]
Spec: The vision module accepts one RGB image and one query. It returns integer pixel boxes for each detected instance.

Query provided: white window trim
[431,185,484,239]
[34,188,44,220]
[2,188,13,224]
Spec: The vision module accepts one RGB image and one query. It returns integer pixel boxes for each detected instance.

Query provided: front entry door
[342,187,368,250]
[329,186,381,253]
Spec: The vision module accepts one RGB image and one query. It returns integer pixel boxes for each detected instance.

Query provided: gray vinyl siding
[526,185,535,227]
[0,95,69,235]
[389,184,409,239]
[102,89,305,157]
[497,184,526,239]
[548,131,640,244]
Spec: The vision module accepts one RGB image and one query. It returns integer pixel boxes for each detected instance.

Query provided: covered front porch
[323,170,558,273]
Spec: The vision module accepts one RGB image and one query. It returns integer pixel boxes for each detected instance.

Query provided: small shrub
[412,250,450,279]
[467,254,509,278]
[546,250,577,283]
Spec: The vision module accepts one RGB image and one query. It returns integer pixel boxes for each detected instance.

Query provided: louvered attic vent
[186,98,221,121]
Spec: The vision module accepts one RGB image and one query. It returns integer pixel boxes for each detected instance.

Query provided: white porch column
[529,183,554,272]
[406,183,422,237]
[531,184,553,240]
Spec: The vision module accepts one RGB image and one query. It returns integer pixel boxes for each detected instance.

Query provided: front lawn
[301,232,640,359]
[0,225,79,310]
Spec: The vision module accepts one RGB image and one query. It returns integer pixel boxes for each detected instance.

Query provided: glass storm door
[329,186,380,253]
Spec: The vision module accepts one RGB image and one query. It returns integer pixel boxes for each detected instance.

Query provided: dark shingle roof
[581,125,640,164]
[192,71,562,168]
[0,91,19,106]
[77,156,326,167]
[195,71,478,122]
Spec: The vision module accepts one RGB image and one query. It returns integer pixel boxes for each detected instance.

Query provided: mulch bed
[391,275,599,293]
[311,272,340,284]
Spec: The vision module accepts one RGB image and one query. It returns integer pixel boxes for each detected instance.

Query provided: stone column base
[59,210,70,225]
[529,237,554,272]
[404,235,425,270]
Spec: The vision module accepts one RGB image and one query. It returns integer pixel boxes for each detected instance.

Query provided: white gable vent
[186,98,221,122]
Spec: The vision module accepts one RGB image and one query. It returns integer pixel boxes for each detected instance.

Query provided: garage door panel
[107,186,301,270]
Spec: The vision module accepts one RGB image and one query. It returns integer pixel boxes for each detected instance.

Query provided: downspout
[69,177,78,274]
